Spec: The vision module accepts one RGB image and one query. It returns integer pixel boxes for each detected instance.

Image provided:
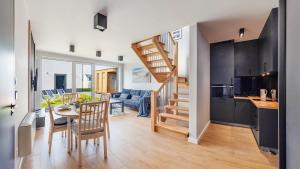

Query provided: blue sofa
[111,89,151,117]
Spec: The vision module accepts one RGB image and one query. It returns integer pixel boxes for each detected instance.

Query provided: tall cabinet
[210,40,235,85]
[258,8,278,74]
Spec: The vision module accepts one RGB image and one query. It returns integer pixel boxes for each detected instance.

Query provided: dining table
[54,105,78,153]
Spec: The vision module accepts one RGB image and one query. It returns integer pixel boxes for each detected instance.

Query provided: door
[55,74,66,90]
[0,0,16,168]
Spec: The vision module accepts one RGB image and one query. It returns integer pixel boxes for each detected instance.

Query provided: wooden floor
[22,109,278,169]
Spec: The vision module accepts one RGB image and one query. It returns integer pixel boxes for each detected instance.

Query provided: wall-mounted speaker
[96,50,101,57]
[118,55,123,61]
[69,44,75,52]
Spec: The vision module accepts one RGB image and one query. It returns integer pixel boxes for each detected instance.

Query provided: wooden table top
[54,105,79,117]
[234,96,279,110]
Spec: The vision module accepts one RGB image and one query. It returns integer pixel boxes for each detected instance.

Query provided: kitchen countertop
[234,96,279,110]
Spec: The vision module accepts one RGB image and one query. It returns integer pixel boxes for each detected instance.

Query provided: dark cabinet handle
[2,104,16,109]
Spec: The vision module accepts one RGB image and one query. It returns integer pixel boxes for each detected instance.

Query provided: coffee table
[109,99,124,115]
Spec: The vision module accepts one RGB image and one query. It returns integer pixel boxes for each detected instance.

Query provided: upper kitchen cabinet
[258,8,278,75]
[235,40,259,76]
[210,40,235,85]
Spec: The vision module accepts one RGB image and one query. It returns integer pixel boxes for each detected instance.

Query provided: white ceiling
[26,0,278,63]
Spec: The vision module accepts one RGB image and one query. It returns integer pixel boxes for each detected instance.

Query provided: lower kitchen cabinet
[234,99,253,126]
[252,108,278,151]
[211,97,235,123]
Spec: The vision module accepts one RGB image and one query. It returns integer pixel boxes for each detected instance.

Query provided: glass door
[76,63,92,101]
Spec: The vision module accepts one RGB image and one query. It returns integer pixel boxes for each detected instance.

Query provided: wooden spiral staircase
[132,33,190,137]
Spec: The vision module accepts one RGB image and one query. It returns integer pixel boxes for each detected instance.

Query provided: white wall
[41,59,73,90]
[188,23,210,144]
[14,0,29,168]
[177,26,190,77]
[286,0,300,168]
[123,62,160,90]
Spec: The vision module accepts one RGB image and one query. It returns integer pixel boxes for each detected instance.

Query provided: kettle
[260,89,268,101]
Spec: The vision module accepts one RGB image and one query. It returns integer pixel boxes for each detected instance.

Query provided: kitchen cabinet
[211,98,235,123]
[234,40,259,76]
[252,108,278,151]
[234,99,253,126]
[210,40,234,85]
[258,8,278,74]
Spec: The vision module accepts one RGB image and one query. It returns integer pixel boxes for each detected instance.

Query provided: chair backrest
[79,101,108,134]
[63,93,77,104]
[45,90,54,98]
[57,89,65,96]
[47,100,55,129]
[100,93,110,101]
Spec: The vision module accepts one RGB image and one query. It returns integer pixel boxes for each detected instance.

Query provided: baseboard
[198,120,210,143]
[17,157,23,169]
[188,120,210,144]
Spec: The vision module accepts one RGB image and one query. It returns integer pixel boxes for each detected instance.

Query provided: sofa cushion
[130,90,140,96]
[142,90,151,97]
[131,95,140,101]
[121,89,131,94]
[120,93,129,99]
[124,99,139,108]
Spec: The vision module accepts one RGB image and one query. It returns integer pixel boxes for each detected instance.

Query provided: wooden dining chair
[100,93,110,139]
[72,101,108,165]
[47,101,68,155]
[63,93,77,104]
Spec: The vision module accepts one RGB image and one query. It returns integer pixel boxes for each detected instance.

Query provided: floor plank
[21,109,278,169]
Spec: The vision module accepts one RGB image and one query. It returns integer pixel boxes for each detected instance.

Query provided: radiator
[18,112,36,156]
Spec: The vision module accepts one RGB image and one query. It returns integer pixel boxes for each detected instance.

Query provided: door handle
[2,104,16,109]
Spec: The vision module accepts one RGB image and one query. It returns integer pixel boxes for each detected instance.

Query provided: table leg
[67,117,71,153]
[110,103,112,115]
[122,102,124,112]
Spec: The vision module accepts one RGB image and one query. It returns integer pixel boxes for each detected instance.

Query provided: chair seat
[72,121,104,135]
[54,117,74,126]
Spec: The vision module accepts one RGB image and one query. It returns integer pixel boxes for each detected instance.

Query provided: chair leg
[106,117,110,139]
[61,131,64,137]
[48,131,53,155]
[86,140,88,145]
[94,138,96,145]
[65,130,67,137]
[103,132,107,159]
[75,136,78,149]
[71,130,73,151]
[78,136,82,166]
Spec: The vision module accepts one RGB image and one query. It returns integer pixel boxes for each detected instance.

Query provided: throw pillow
[143,91,151,97]
[120,93,129,99]
[131,95,140,101]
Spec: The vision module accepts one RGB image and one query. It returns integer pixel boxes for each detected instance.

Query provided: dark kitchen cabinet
[210,40,234,85]
[252,108,278,150]
[234,40,259,76]
[258,8,278,74]
[211,98,235,123]
[234,99,253,126]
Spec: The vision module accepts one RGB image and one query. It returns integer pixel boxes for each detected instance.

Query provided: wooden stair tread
[151,66,169,69]
[178,77,188,83]
[178,92,189,96]
[170,98,190,102]
[144,52,160,57]
[157,122,189,135]
[160,113,189,122]
[138,44,156,50]
[178,83,189,88]
[147,58,173,63]
[166,105,189,111]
